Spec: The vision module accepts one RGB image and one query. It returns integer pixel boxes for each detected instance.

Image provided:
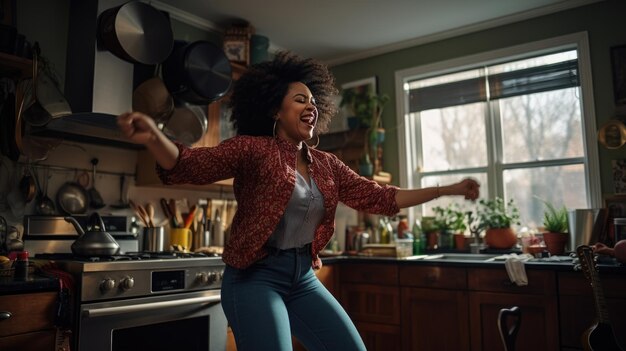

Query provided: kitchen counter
[320,252,626,273]
[0,274,59,294]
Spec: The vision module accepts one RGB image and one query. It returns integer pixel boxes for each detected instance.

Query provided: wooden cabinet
[135,63,247,190]
[338,263,401,350]
[558,271,626,350]
[0,291,57,351]
[318,128,368,174]
[468,267,559,351]
[399,265,470,351]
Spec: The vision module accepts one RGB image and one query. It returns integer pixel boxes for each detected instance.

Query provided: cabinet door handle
[0,311,12,320]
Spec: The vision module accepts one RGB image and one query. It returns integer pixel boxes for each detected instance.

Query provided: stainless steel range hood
[30,0,141,149]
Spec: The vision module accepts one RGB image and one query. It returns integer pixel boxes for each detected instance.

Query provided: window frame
[394,32,601,223]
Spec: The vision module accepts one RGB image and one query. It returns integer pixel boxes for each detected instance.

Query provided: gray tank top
[266,172,325,249]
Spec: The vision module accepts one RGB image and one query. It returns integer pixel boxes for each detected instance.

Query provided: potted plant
[540,200,569,255]
[476,197,520,249]
[433,203,467,249]
[340,89,388,130]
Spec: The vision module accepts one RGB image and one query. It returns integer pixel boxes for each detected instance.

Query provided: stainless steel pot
[162,40,232,105]
[97,1,173,65]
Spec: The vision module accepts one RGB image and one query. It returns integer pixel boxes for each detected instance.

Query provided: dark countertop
[0,274,60,295]
[320,253,626,274]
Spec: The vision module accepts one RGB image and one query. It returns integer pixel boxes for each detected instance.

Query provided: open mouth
[301,114,316,128]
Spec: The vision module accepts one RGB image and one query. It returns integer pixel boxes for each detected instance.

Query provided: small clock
[223,40,249,65]
[597,119,626,149]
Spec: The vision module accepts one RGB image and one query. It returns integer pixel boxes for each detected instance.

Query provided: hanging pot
[65,212,120,256]
[56,171,90,215]
[163,104,207,145]
[132,67,174,124]
[97,1,173,65]
[162,40,232,105]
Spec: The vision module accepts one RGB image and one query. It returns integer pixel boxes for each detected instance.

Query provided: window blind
[408,59,579,113]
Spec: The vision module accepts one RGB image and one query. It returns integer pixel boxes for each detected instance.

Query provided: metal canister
[615,218,626,242]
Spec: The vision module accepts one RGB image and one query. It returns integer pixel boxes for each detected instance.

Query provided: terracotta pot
[542,232,568,256]
[454,233,467,251]
[484,227,517,249]
[427,231,439,250]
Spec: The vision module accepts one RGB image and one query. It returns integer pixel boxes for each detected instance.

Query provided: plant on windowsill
[539,199,569,255]
[476,197,521,249]
[433,203,467,250]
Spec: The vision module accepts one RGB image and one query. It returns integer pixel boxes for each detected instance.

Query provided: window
[396,33,601,229]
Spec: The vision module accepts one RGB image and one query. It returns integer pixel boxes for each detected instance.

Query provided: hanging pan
[162,40,232,105]
[97,1,173,65]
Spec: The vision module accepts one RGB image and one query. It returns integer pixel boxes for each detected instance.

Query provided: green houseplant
[540,200,569,255]
[476,197,520,249]
[339,89,389,130]
[433,203,467,249]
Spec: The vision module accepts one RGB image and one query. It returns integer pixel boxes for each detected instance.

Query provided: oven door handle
[83,295,221,318]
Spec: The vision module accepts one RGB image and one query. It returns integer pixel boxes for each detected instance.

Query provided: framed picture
[0,0,16,27]
[223,39,249,65]
[605,195,626,218]
[341,76,377,95]
[610,45,626,106]
[613,159,626,195]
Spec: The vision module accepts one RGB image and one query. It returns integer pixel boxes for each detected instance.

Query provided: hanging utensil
[56,170,89,215]
[88,158,105,209]
[110,174,130,209]
[35,167,55,215]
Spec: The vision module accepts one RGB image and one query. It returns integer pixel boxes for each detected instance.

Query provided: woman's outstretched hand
[117,111,159,145]
[449,178,480,201]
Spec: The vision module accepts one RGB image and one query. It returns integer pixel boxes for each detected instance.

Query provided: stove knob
[100,278,116,292]
[207,272,217,284]
[218,271,224,281]
[196,272,209,284]
[120,276,135,291]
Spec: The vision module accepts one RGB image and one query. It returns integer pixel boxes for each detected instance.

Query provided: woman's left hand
[449,178,480,201]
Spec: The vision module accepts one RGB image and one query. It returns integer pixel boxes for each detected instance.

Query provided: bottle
[379,217,390,244]
[397,216,409,239]
[14,251,29,281]
[213,209,224,247]
[412,219,422,255]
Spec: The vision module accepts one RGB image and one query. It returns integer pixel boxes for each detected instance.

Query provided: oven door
[77,289,226,351]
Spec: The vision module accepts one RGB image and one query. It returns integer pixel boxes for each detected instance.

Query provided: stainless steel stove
[25,216,227,351]
[37,252,225,302]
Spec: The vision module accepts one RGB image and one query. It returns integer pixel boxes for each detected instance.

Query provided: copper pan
[132,75,174,124]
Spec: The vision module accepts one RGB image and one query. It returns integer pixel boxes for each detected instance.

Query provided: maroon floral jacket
[158,135,399,269]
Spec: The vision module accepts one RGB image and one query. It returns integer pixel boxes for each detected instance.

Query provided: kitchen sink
[403,253,500,262]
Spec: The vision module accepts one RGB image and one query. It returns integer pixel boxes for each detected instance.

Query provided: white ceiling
[150,0,600,66]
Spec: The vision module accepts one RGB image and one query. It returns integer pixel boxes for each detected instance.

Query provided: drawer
[339,263,398,285]
[399,265,467,289]
[558,271,626,298]
[468,267,555,294]
[0,291,57,337]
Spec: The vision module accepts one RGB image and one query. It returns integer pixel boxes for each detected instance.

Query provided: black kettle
[65,213,120,256]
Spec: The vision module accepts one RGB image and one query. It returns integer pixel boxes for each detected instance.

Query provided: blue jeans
[221,246,366,351]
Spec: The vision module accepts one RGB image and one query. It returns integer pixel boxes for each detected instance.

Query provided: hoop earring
[309,134,320,148]
[272,119,278,138]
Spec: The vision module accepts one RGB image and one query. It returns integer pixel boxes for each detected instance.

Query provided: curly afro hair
[228,51,338,137]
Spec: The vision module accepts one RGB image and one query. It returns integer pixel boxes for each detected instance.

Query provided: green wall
[331,0,626,196]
